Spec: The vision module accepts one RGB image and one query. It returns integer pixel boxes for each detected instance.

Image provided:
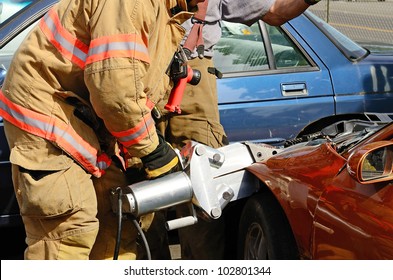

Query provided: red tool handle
[165,65,196,114]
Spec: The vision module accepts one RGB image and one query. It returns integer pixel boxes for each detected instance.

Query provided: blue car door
[214,18,335,144]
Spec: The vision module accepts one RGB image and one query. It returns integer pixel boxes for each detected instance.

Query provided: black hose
[130,217,152,260]
[113,187,123,260]
[112,187,151,260]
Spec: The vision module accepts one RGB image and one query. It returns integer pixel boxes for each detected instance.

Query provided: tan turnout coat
[0,0,191,177]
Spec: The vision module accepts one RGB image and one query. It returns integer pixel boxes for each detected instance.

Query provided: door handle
[281,83,307,96]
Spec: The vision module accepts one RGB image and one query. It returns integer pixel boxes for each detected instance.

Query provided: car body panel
[314,178,393,259]
[246,118,393,259]
[247,143,347,259]
[218,96,335,142]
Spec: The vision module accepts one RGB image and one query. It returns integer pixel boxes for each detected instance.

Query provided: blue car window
[0,0,33,25]
[214,21,268,73]
[266,25,309,68]
[214,21,311,74]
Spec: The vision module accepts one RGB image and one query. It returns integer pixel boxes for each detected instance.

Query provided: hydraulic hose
[113,187,123,260]
[131,217,151,260]
[113,187,152,260]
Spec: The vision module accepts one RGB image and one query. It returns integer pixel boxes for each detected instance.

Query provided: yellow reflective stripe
[144,156,179,179]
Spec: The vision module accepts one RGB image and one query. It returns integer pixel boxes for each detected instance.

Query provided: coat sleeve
[84,0,158,158]
[221,0,275,26]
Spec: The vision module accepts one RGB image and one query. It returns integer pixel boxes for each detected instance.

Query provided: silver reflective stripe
[88,41,148,57]
[43,13,88,63]
[116,116,155,145]
[0,93,99,172]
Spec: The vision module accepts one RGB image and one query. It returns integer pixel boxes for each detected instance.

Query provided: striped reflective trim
[97,153,112,172]
[39,9,150,69]
[145,98,155,110]
[110,113,155,147]
[40,8,89,69]
[0,90,104,177]
[86,34,150,65]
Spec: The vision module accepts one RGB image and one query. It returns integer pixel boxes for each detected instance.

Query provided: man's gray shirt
[182,0,275,58]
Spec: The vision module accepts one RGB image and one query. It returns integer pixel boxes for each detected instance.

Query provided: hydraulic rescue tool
[110,141,282,231]
[164,49,201,114]
[164,64,201,114]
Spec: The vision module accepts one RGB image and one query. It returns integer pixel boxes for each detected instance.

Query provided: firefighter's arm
[85,56,157,158]
[85,60,180,178]
[84,1,183,178]
[84,1,158,158]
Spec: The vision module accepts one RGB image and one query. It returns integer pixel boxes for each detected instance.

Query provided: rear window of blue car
[214,21,310,74]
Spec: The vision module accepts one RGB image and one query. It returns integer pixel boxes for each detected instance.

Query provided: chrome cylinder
[123,171,193,216]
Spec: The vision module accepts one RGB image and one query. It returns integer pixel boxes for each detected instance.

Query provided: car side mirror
[347,141,393,184]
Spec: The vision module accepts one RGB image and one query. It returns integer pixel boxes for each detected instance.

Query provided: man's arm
[221,0,318,27]
[262,0,318,26]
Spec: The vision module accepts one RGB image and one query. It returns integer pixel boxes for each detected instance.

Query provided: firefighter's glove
[141,132,181,179]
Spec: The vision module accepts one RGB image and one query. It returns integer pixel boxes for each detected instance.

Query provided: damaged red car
[238,113,393,260]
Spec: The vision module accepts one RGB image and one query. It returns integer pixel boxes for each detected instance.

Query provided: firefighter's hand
[141,131,181,179]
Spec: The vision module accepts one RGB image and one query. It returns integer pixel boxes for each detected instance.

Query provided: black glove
[141,131,181,179]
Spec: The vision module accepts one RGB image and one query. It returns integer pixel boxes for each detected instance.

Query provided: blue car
[1,0,393,257]
[214,14,393,144]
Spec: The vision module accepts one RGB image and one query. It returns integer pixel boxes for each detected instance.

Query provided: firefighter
[0,0,194,260]
[155,0,321,259]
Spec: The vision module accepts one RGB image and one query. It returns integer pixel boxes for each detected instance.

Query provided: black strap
[208,67,223,79]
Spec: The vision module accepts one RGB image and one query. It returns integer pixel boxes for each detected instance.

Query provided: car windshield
[0,0,33,25]
[305,11,368,61]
